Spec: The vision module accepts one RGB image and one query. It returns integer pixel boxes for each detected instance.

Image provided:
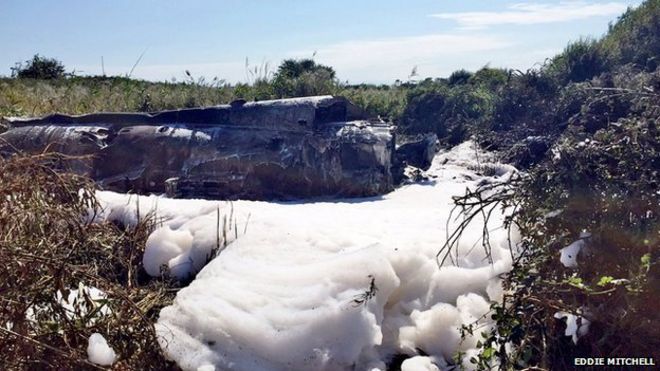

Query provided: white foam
[95,141,519,370]
[554,311,591,344]
[401,356,443,371]
[87,333,117,366]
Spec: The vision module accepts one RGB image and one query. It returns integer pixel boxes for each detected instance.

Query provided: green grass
[0,76,235,117]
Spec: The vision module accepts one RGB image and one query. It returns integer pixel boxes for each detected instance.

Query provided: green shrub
[514,117,658,367]
[546,38,609,83]
[448,69,473,86]
[601,0,660,70]
[469,67,510,90]
[11,54,67,80]
[272,59,338,98]
[339,85,406,121]
[275,59,335,80]
[398,79,496,144]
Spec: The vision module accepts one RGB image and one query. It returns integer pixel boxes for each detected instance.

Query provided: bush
[275,59,335,80]
[448,69,473,86]
[601,0,660,70]
[546,38,609,83]
[469,67,510,90]
[11,54,66,80]
[513,117,659,367]
[399,92,447,135]
[0,152,180,370]
[339,85,406,121]
[271,59,338,98]
[445,112,659,369]
[398,79,496,145]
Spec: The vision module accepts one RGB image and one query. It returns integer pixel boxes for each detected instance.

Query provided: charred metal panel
[1,96,395,200]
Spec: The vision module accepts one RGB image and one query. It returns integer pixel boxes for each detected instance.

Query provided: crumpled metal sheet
[0,96,395,200]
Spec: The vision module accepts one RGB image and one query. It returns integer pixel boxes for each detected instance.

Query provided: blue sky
[0,0,643,83]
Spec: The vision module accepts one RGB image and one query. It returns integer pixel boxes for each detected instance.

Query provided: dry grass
[0,152,181,370]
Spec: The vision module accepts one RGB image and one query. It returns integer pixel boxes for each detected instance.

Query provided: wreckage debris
[1,96,399,200]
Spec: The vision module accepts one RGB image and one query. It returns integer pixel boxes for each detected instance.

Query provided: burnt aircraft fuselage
[0,96,395,200]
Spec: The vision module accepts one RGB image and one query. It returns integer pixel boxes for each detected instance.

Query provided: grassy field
[0,75,234,117]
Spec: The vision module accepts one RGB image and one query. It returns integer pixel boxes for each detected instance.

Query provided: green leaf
[597,276,614,287]
[641,253,651,271]
[482,347,495,360]
[566,275,584,288]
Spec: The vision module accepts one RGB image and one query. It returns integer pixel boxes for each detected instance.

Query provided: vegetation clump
[0,152,180,370]
[440,1,660,367]
[11,54,67,80]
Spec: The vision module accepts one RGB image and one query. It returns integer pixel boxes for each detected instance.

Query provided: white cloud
[75,33,534,84]
[73,33,561,84]
[290,33,513,82]
[431,1,630,29]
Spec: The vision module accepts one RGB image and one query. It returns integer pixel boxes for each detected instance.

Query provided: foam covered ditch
[95,141,519,370]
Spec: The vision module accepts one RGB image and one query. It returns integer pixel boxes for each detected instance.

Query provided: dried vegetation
[0,152,181,370]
